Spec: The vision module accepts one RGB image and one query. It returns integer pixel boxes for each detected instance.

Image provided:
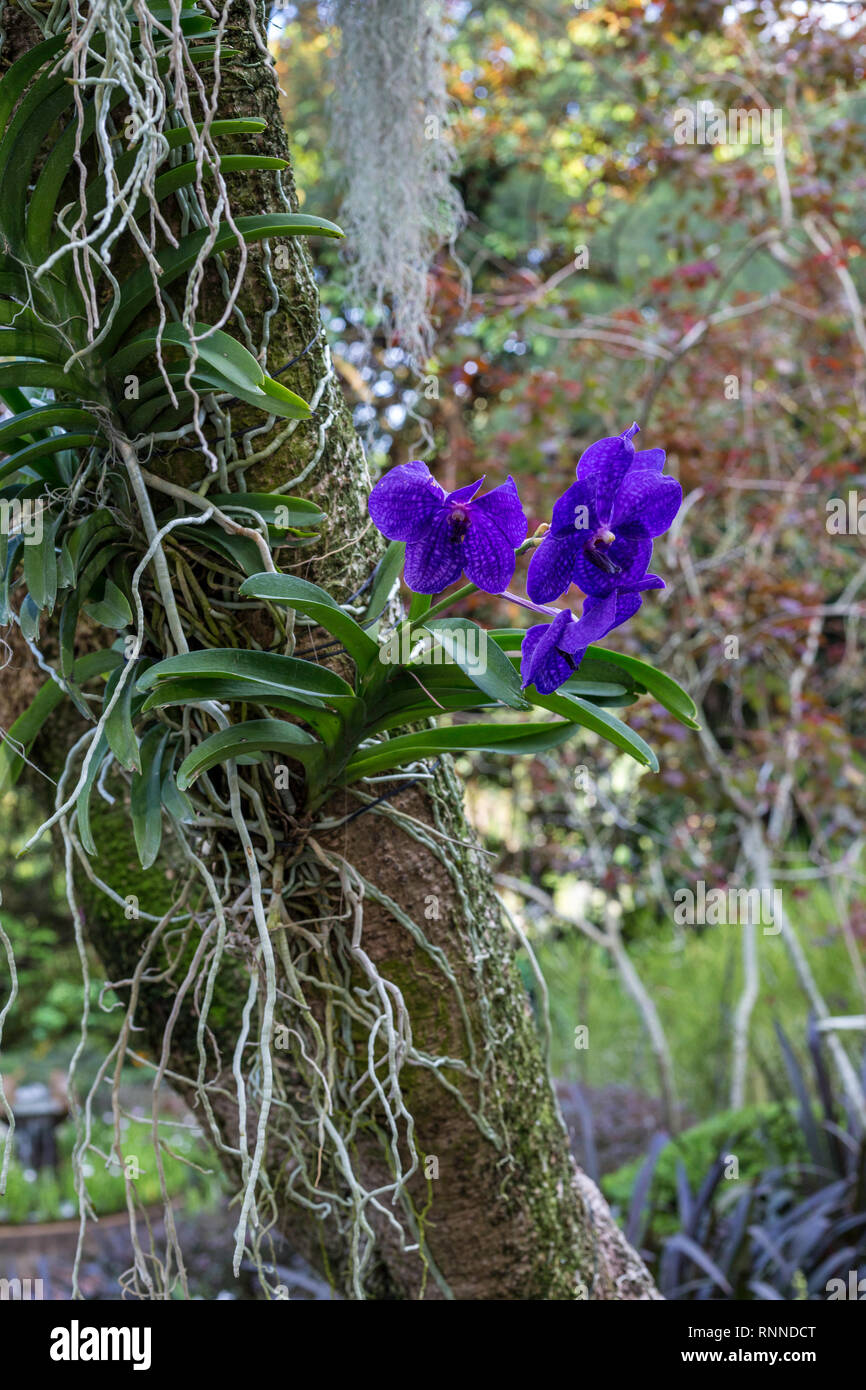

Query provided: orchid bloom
[526,423,681,605]
[368,460,527,594]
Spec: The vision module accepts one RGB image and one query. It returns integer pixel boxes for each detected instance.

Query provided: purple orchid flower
[526,423,681,605]
[368,460,528,595]
[520,575,665,695]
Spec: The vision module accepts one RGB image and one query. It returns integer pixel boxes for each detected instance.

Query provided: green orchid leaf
[131,725,172,869]
[584,646,700,729]
[205,493,325,531]
[363,540,405,626]
[84,576,134,630]
[149,154,288,207]
[176,718,321,790]
[343,719,583,782]
[420,617,531,711]
[408,592,431,623]
[104,662,149,772]
[0,533,22,625]
[108,214,344,347]
[365,689,500,736]
[161,747,196,825]
[75,730,110,857]
[238,573,379,670]
[137,647,355,707]
[526,686,659,771]
[21,511,60,613]
[139,675,342,742]
[0,433,100,486]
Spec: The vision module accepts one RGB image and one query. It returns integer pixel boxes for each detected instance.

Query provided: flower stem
[415,581,477,626]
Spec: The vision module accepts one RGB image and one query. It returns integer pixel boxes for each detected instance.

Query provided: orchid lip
[447,504,471,541]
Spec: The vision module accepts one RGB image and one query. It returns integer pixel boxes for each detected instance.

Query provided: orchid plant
[122,417,700,817]
[5,407,699,855]
[135,423,697,823]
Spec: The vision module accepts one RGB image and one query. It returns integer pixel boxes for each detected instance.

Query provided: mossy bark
[1,0,658,1300]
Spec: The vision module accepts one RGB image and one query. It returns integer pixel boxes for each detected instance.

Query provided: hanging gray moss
[327,0,466,366]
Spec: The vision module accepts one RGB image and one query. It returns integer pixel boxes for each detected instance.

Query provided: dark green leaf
[526,687,659,771]
[363,541,405,623]
[108,214,344,347]
[137,647,355,706]
[104,663,146,772]
[131,725,172,869]
[75,730,109,856]
[421,618,530,710]
[84,576,133,629]
[176,718,321,790]
[343,719,582,781]
[139,675,341,741]
[585,646,700,729]
[238,573,379,670]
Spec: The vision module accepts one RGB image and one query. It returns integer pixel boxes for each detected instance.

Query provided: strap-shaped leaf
[0,37,64,137]
[238,573,379,669]
[0,433,100,486]
[176,718,321,790]
[365,690,499,737]
[150,154,288,205]
[0,51,72,240]
[585,646,700,729]
[421,618,530,711]
[111,321,270,389]
[161,746,196,825]
[343,719,583,782]
[363,540,405,624]
[137,647,356,706]
[21,510,60,613]
[526,687,659,771]
[77,119,268,230]
[119,364,311,425]
[4,42,229,248]
[408,592,432,622]
[0,533,22,624]
[0,406,98,453]
[139,675,341,742]
[0,363,91,396]
[107,214,344,348]
[103,662,149,773]
[75,730,110,856]
[131,725,172,869]
[205,493,325,530]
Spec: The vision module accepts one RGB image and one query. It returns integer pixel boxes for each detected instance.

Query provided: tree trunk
[0,0,658,1301]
